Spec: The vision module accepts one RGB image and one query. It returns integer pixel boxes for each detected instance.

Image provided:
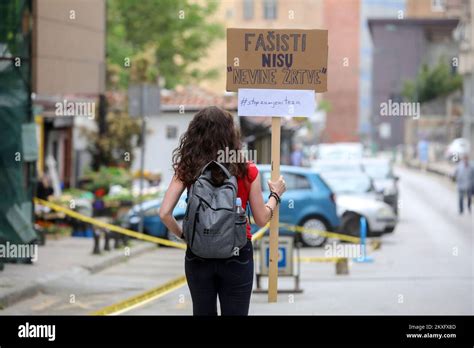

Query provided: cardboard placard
[226,28,328,92]
[238,88,315,117]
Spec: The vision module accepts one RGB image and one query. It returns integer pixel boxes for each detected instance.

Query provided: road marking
[90,275,187,316]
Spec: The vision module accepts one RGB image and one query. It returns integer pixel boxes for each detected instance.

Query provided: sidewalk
[405,159,455,178]
[0,236,157,308]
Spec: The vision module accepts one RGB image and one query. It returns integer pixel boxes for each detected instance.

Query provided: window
[261,172,311,191]
[431,0,445,12]
[384,24,397,32]
[243,0,254,20]
[144,207,159,217]
[285,173,311,190]
[263,0,277,20]
[166,125,177,139]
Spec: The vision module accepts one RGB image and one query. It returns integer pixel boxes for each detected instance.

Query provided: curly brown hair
[172,106,248,187]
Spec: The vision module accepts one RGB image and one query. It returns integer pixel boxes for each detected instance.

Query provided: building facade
[358,0,406,148]
[197,0,361,144]
[322,0,361,143]
[368,18,459,149]
[33,0,106,188]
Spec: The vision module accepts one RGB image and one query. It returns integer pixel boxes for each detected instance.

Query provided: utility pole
[128,83,159,234]
[138,84,147,234]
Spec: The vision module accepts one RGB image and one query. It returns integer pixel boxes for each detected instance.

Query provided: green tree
[107,0,135,89]
[402,59,463,103]
[108,0,224,89]
[82,111,141,169]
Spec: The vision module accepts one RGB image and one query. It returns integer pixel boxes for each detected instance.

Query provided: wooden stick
[268,116,281,302]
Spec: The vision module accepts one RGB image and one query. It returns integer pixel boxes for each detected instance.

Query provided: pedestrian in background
[159,106,286,316]
[417,138,429,171]
[36,173,53,200]
[453,154,474,215]
[291,143,303,166]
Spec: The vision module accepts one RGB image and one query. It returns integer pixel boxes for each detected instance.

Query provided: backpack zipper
[195,194,234,212]
[191,200,201,248]
[200,177,237,191]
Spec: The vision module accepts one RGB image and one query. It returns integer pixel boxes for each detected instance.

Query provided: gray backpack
[183,161,248,258]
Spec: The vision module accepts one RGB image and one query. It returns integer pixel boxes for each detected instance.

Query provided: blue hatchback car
[123,165,340,247]
[121,196,187,243]
[255,165,340,246]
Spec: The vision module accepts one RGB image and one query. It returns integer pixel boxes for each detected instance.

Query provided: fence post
[335,258,349,275]
[92,226,101,255]
[354,216,373,263]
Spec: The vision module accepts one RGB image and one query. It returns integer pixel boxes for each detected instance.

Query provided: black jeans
[184,240,254,316]
[459,189,472,214]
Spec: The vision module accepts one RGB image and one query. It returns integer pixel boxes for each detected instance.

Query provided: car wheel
[393,202,399,216]
[341,213,361,237]
[298,217,328,247]
[341,213,374,237]
[166,218,185,244]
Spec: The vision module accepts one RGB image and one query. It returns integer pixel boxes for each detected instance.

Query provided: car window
[323,174,372,194]
[144,207,159,217]
[313,162,362,173]
[261,172,311,191]
[363,163,391,179]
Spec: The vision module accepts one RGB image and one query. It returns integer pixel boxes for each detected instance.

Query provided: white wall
[35,0,106,95]
[73,116,97,182]
[132,112,194,186]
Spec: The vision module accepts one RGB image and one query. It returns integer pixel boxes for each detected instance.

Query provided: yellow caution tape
[249,217,362,244]
[251,223,269,242]
[34,198,186,249]
[279,222,361,244]
[91,275,187,315]
[35,197,269,249]
[370,239,381,251]
[36,199,379,315]
[35,197,374,255]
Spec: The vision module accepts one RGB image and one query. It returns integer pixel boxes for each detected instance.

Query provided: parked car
[311,159,364,174]
[316,142,364,161]
[123,166,340,247]
[321,171,397,237]
[362,158,399,215]
[121,195,187,242]
[256,165,340,247]
[445,138,471,162]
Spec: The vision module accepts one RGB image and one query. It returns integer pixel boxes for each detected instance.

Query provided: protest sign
[227,28,328,92]
[238,88,315,117]
[227,28,328,303]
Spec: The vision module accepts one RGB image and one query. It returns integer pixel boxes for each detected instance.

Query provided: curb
[0,283,40,310]
[84,242,158,274]
[0,241,158,309]
[404,161,453,178]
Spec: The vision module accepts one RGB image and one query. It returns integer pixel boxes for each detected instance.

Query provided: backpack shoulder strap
[201,160,232,179]
[243,169,252,222]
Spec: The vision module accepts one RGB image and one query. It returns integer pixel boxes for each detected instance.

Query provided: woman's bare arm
[248,173,286,227]
[159,176,186,238]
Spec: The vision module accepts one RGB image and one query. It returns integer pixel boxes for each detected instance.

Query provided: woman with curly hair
[159,106,286,316]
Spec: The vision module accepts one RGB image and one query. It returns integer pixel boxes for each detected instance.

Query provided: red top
[237,162,259,240]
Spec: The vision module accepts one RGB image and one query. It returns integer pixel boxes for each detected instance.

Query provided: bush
[81,166,132,193]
